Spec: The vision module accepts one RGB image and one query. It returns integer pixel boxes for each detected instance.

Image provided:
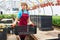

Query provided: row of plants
[52,16,60,26]
[0,14,17,19]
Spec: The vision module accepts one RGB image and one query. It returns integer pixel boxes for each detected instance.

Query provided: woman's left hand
[30,23,35,28]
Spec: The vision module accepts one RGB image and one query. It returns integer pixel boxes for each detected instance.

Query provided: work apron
[18,12,29,39]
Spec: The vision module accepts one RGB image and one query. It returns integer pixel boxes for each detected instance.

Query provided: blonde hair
[21,2,28,8]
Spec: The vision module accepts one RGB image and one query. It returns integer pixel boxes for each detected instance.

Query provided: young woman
[12,2,39,40]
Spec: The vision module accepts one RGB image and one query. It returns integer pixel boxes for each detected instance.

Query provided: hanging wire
[39,0,46,15]
[47,0,53,16]
[35,0,41,14]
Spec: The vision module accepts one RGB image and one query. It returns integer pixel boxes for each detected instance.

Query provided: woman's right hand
[11,22,16,28]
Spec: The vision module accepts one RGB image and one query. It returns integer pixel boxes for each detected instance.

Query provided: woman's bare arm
[27,17,34,25]
[14,18,18,24]
[12,18,19,27]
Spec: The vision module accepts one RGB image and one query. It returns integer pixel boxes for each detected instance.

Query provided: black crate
[30,15,53,31]
[14,25,37,35]
[39,16,53,31]
[0,28,7,40]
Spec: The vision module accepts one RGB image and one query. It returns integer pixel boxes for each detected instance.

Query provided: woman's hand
[30,23,35,27]
[28,21,35,27]
[11,22,16,28]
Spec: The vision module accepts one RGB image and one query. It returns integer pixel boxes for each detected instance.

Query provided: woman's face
[21,5,27,10]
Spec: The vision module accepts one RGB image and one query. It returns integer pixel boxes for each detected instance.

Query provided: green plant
[52,16,60,26]
[0,14,17,19]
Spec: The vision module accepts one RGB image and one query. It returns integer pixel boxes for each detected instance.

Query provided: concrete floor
[7,34,31,40]
[33,28,60,40]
